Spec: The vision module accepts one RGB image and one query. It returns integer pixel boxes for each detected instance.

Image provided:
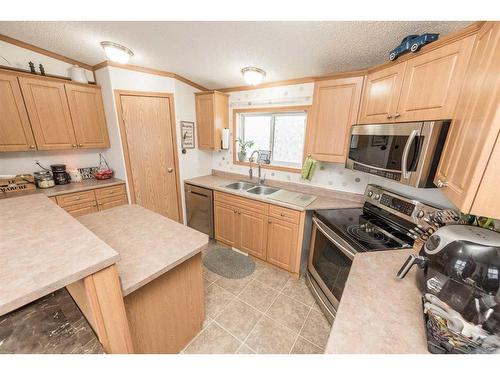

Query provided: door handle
[401,129,418,179]
[167,167,173,173]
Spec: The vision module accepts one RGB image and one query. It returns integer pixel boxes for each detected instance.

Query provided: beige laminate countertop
[0,194,120,316]
[184,174,363,211]
[324,249,428,354]
[78,204,209,297]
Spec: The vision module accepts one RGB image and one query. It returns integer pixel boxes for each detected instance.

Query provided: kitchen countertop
[324,249,428,354]
[184,174,363,211]
[78,204,209,296]
[0,194,120,316]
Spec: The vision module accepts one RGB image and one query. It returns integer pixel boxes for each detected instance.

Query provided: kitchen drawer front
[97,194,128,211]
[95,184,126,200]
[214,191,268,215]
[63,201,98,217]
[56,190,96,208]
[269,204,300,224]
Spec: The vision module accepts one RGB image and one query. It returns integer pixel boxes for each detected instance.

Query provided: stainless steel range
[306,184,445,323]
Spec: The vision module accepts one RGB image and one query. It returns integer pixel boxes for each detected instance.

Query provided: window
[237,108,308,169]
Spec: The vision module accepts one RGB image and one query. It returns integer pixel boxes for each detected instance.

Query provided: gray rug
[203,247,256,279]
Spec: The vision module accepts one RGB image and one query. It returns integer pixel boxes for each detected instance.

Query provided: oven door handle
[312,217,356,260]
[401,129,419,179]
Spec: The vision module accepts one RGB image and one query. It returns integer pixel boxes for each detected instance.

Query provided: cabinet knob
[394,112,401,118]
[436,179,448,188]
[167,167,173,173]
[233,209,238,214]
[386,114,393,119]
[29,145,35,149]
[268,219,272,224]
[72,144,77,148]
[280,213,285,217]
[78,143,83,147]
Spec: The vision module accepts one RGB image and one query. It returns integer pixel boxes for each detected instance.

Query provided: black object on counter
[50,164,71,185]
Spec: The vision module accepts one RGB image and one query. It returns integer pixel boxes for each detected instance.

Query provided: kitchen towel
[301,156,317,181]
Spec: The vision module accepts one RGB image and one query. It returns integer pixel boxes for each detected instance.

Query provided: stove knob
[374,193,380,200]
[367,191,373,197]
[417,210,425,218]
[425,235,441,252]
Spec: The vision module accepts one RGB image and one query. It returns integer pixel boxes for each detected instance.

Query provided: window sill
[233,160,301,173]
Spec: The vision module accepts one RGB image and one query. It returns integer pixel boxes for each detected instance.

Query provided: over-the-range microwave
[345,121,450,188]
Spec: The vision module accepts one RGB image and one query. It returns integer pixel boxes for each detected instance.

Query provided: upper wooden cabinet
[305,76,364,162]
[19,76,77,150]
[65,84,110,149]
[195,91,228,150]
[0,71,36,152]
[358,36,475,124]
[358,64,405,124]
[0,70,110,153]
[434,22,500,218]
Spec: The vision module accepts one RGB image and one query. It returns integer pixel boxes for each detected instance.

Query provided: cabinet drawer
[214,191,268,215]
[97,194,128,211]
[63,201,98,217]
[56,190,96,208]
[269,204,300,224]
[95,184,126,200]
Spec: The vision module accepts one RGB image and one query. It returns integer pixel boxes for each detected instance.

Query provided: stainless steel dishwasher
[184,183,214,238]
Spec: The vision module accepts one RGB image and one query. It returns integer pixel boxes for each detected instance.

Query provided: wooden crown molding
[216,21,485,93]
[93,61,208,91]
[0,34,94,71]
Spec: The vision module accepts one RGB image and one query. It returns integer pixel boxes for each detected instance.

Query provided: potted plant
[236,138,254,162]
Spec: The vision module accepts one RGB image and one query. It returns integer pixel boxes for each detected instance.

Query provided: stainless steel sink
[246,186,279,195]
[225,182,256,190]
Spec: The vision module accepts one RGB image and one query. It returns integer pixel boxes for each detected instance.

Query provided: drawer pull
[280,213,285,217]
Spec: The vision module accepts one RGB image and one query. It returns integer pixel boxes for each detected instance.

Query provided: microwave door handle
[312,217,356,260]
[402,129,419,179]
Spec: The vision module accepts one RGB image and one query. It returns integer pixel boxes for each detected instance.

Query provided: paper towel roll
[221,128,230,150]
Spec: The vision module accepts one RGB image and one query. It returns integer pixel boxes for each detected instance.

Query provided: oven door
[346,122,424,185]
[307,216,357,320]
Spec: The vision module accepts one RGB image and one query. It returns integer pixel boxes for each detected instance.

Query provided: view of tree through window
[239,110,307,168]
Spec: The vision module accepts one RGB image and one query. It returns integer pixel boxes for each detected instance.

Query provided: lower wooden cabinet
[53,183,128,217]
[214,191,305,274]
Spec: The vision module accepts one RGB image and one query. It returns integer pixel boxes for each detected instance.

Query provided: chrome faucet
[248,150,265,185]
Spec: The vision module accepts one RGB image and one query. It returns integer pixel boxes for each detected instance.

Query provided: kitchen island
[324,249,428,354]
[77,204,208,353]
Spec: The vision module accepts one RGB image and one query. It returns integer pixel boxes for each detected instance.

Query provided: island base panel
[123,253,204,353]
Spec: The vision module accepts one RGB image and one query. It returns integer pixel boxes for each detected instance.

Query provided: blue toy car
[389,33,439,61]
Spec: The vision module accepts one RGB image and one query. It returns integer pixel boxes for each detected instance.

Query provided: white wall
[0,40,94,82]
[95,65,213,222]
[213,82,456,209]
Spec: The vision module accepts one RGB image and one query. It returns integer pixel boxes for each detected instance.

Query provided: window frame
[232,105,310,173]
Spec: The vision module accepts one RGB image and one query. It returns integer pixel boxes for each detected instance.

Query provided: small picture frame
[181,121,195,149]
[257,150,271,164]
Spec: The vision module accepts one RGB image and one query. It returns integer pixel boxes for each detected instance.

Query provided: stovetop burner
[346,223,390,245]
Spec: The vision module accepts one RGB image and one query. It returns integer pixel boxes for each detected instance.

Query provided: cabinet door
[435,22,500,215]
[266,218,298,273]
[397,36,475,122]
[196,94,214,150]
[358,63,406,124]
[19,76,76,150]
[239,209,268,260]
[65,84,110,148]
[214,202,239,247]
[0,72,36,152]
[305,76,363,162]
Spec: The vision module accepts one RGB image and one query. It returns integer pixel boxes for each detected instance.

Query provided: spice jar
[37,176,55,189]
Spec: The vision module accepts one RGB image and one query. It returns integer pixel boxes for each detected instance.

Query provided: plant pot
[238,151,247,162]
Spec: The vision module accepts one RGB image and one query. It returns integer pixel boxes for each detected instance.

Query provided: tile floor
[182,242,332,354]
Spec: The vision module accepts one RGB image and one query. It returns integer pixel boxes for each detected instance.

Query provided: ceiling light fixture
[100,41,134,64]
[241,67,266,86]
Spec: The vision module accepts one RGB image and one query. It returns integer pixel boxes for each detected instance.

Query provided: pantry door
[116,91,182,222]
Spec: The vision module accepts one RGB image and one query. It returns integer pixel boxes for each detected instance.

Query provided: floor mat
[203,247,255,279]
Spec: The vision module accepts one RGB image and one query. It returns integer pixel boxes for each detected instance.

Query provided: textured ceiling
[0,21,472,89]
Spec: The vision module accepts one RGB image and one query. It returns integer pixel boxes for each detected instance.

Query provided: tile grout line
[289,305,313,354]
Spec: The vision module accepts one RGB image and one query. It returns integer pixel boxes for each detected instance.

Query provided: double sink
[224,182,280,196]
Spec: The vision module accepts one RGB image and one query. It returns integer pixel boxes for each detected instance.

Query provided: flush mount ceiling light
[100,41,134,64]
[241,67,266,86]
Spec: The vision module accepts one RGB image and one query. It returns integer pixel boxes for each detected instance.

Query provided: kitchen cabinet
[358,35,475,124]
[65,84,110,148]
[0,69,111,152]
[18,76,77,150]
[54,183,128,217]
[214,191,305,274]
[195,91,228,150]
[305,76,364,162]
[434,22,500,218]
[0,71,36,152]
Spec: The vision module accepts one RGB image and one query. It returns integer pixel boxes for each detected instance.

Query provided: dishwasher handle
[187,190,209,198]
